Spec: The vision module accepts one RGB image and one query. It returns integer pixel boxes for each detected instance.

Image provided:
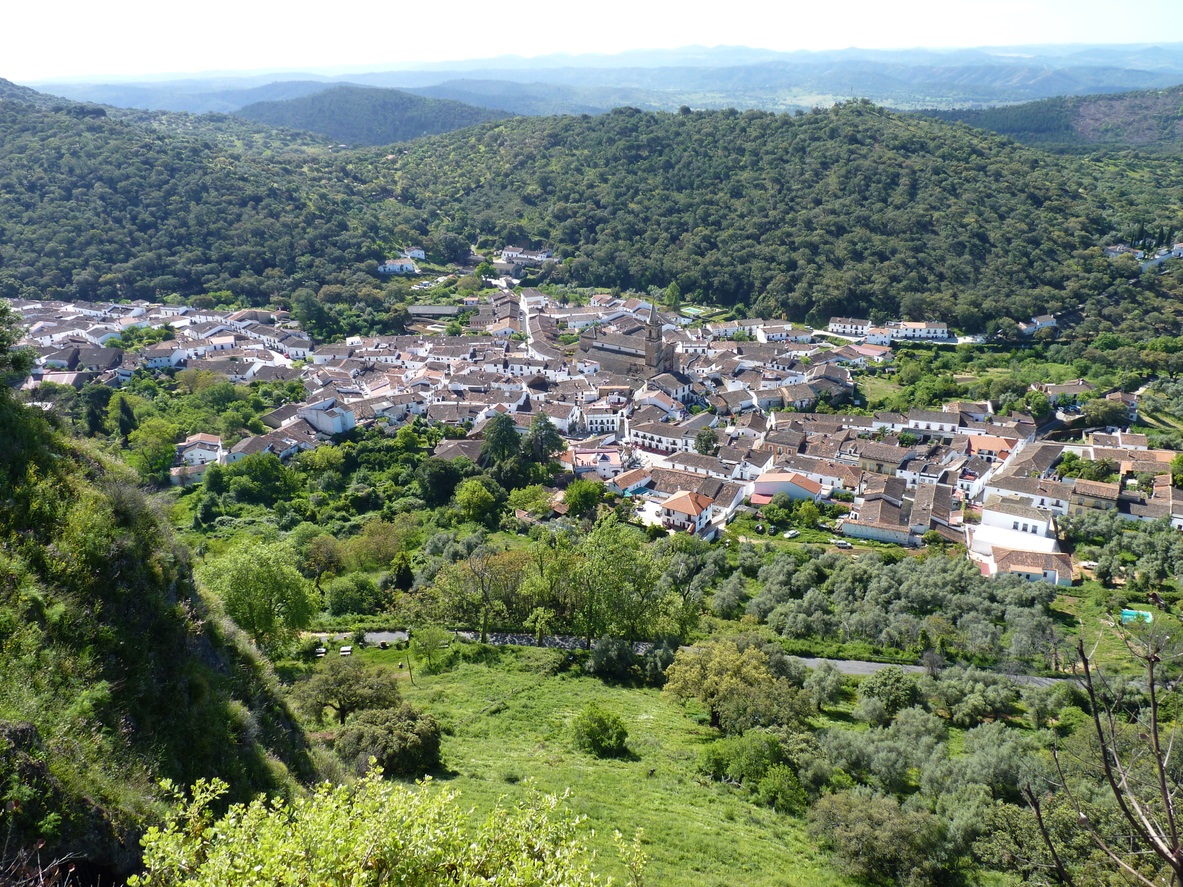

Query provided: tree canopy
[197,539,314,651]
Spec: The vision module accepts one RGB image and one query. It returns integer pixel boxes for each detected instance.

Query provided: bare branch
[1021,783,1078,887]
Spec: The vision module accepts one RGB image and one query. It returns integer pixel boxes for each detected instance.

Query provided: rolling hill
[234,84,511,145]
[0,76,74,109]
[921,84,1183,151]
[374,101,1142,328]
[3,87,1183,335]
[404,79,669,116]
[32,43,1183,115]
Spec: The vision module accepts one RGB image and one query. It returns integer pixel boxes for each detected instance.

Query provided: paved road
[332,629,1063,686]
[313,630,408,646]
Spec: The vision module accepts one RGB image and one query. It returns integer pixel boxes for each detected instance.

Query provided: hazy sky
[12,0,1183,83]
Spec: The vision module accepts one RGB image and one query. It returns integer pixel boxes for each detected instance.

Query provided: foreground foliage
[130,774,606,887]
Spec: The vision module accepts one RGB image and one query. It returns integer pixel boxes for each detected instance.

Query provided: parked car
[782,529,800,539]
[833,539,853,549]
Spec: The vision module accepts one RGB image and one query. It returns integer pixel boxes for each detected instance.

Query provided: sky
[11,0,1183,83]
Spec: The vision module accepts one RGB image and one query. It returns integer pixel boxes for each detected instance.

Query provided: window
[1013,521,1019,530]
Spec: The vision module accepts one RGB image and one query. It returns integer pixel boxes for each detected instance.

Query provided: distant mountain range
[27,43,1183,116]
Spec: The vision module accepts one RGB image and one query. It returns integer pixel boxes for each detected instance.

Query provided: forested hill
[1,97,1180,330]
[379,102,1130,327]
[922,85,1183,152]
[0,76,74,109]
[0,100,388,304]
[234,84,511,145]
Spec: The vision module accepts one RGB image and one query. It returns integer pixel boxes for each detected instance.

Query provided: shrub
[709,572,750,619]
[697,729,784,786]
[755,764,807,814]
[334,703,442,776]
[809,790,952,886]
[325,573,385,617]
[571,703,629,758]
[640,639,677,687]
[859,666,919,716]
[587,637,636,682]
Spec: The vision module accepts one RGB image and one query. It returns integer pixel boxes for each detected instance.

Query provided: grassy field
[1052,581,1181,675]
[366,645,856,887]
[1135,407,1183,432]
[857,373,900,407]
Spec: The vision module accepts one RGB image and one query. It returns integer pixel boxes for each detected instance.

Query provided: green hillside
[375,101,1182,329]
[0,101,387,304]
[4,94,1183,333]
[234,84,511,145]
[0,310,314,882]
[0,76,73,109]
[922,84,1183,151]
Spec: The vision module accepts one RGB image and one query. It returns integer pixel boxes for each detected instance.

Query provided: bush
[640,639,677,687]
[755,764,807,814]
[697,729,783,786]
[709,572,749,619]
[325,573,385,617]
[334,703,442,776]
[809,790,952,886]
[859,666,919,717]
[587,637,636,682]
[571,703,629,758]
[714,677,811,735]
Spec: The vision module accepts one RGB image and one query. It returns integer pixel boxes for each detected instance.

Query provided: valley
[4,45,1183,887]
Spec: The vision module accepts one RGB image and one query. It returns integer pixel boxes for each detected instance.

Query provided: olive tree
[296,657,403,725]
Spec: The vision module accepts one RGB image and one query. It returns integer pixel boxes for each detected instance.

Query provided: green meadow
[368,645,855,887]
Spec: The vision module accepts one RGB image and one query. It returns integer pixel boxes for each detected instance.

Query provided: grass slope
[385,645,854,887]
[0,395,314,880]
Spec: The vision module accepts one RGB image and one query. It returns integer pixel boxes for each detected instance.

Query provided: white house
[660,490,714,535]
[566,448,624,480]
[750,471,824,503]
[379,258,418,275]
[1018,315,1057,336]
[980,496,1056,538]
[906,409,959,436]
[890,321,949,340]
[584,401,627,436]
[177,433,223,466]
[827,317,869,336]
[629,421,694,454]
[298,398,357,435]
